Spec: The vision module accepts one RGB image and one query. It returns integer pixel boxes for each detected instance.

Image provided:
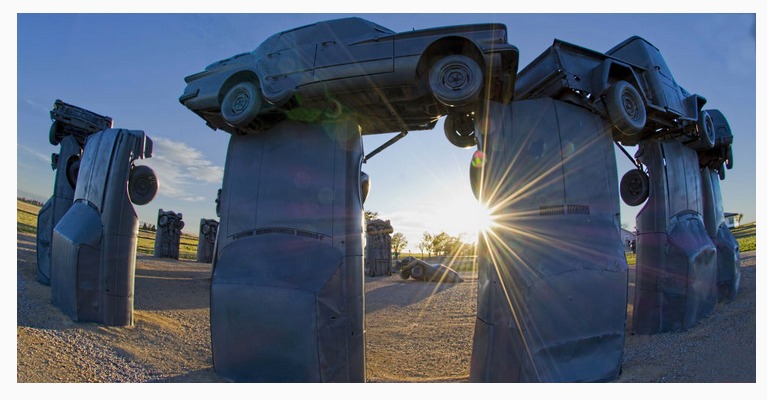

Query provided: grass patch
[732,222,756,251]
[17,200,40,234]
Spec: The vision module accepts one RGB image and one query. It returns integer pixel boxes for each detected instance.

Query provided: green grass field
[18,199,199,260]
[732,221,757,252]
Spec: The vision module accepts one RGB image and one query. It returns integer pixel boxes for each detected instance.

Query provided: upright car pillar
[631,139,717,334]
[210,118,366,382]
[51,129,157,326]
[469,99,627,382]
[37,100,113,285]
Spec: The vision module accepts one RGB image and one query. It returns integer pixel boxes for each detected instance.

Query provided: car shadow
[364,276,467,314]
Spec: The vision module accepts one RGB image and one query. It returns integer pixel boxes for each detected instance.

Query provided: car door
[313,22,394,83]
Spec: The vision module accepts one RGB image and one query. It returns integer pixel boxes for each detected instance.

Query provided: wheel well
[416,37,485,79]
[218,71,259,104]
[606,63,644,98]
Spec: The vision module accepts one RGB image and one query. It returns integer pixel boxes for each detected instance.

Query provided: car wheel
[128,165,158,206]
[725,144,733,169]
[444,113,477,148]
[159,215,168,227]
[689,110,716,150]
[221,81,262,128]
[429,55,483,108]
[202,224,211,235]
[410,265,424,280]
[605,80,646,140]
[65,156,80,189]
[620,169,649,206]
[399,269,411,280]
[49,121,64,145]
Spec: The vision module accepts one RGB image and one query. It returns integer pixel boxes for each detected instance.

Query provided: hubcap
[230,89,250,115]
[442,65,470,91]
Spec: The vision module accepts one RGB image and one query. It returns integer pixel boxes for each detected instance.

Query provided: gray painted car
[179,17,518,147]
[395,256,464,283]
[515,36,717,148]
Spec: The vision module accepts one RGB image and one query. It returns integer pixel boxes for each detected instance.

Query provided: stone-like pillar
[37,100,113,285]
[364,219,393,277]
[196,218,218,263]
[470,99,627,382]
[631,139,717,334]
[154,209,184,259]
[210,117,365,382]
[51,129,156,326]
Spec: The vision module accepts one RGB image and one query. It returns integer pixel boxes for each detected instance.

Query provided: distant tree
[391,232,407,260]
[364,210,379,221]
[431,232,450,256]
[420,232,434,257]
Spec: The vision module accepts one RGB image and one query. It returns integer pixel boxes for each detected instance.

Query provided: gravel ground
[15,231,757,386]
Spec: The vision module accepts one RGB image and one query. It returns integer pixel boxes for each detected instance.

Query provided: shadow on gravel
[364,277,464,313]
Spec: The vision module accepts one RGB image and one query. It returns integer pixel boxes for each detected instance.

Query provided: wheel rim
[438,63,473,93]
[227,87,251,118]
[621,90,640,121]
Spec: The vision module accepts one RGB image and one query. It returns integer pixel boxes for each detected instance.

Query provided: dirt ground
[15,231,757,388]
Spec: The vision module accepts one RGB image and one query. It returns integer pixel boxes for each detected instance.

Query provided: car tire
[410,264,424,280]
[399,269,411,280]
[444,113,477,148]
[49,121,64,145]
[605,80,646,140]
[689,110,716,150]
[620,168,650,206]
[429,55,483,108]
[128,165,158,206]
[221,81,262,128]
[202,224,211,235]
[65,156,80,189]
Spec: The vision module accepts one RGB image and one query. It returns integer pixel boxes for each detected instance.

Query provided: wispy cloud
[17,144,52,166]
[140,137,224,202]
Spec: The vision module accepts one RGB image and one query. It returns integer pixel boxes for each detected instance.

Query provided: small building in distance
[620,228,636,252]
[724,212,742,228]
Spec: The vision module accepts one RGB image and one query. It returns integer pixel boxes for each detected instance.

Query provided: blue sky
[14,9,757,250]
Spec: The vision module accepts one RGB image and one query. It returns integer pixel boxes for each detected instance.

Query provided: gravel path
[16,232,756,384]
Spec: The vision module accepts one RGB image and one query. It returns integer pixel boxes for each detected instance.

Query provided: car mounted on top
[515,36,718,149]
[179,17,519,148]
[515,36,733,206]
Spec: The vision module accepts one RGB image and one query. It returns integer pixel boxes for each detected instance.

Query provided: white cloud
[139,137,224,202]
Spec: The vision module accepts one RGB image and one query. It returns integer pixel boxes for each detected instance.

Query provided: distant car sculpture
[51,128,157,326]
[36,100,113,285]
[365,219,393,277]
[197,218,219,263]
[154,209,184,259]
[179,17,519,148]
[395,256,464,283]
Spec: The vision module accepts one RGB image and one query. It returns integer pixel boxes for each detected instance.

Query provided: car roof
[255,17,395,54]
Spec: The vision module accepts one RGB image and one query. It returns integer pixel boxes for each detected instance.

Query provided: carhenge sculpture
[154,209,184,259]
[179,17,735,382]
[51,128,158,326]
[36,100,113,285]
[197,218,219,263]
[364,218,393,277]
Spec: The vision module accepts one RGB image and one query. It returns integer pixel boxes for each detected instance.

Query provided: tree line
[365,210,475,259]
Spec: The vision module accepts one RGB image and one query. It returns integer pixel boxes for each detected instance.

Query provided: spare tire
[620,168,650,206]
[129,165,158,205]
